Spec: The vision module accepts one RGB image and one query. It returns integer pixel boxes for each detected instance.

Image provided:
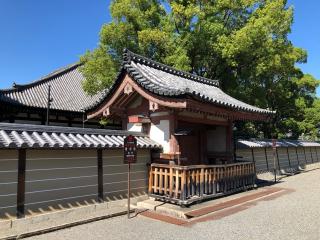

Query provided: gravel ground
[27,169,320,240]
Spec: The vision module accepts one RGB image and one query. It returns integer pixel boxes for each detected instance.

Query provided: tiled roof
[0,123,161,149]
[0,64,105,113]
[87,49,275,115]
[237,139,320,148]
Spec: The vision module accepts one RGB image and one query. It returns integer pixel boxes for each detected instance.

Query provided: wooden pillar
[310,147,314,163]
[295,147,300,166]
[168,113,179,163]
[97,149,104,202]
[226,120,233,155]
[264,147,269,171]
[121,117,128,130]
[303,147,307,164]
[251,148,256,175]
[286,147,292,169]
[276,148,281,171]
[200,128,208,164]
[17,149,26,218]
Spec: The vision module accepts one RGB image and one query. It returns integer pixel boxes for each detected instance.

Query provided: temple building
[0,64,120,129]
[87,49,274,165]
[86,49,275,204]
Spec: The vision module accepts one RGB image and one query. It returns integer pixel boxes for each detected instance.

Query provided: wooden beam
[176,115,228,126]
[17,149,26,218]
[128,115,151,123]
[186,99,271,121]
[97,149,103,202]
[87,74,187,119]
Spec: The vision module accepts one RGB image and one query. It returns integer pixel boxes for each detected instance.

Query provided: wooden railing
[148,162,256,205]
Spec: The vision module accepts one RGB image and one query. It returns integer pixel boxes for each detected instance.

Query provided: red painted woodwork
[177,121,204,165]
[88,74,271,121]
[87,74,187,119]
[128,115,151,123]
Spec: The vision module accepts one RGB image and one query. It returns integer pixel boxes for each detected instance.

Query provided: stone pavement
[24,168,320,240]
[0,195,147,240]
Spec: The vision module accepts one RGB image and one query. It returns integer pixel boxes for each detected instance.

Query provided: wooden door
[177,121,202,165]
[179,132,201,165]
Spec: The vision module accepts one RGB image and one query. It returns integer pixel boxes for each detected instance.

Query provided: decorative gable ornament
[149,101,159,112]
[124,83,133,95]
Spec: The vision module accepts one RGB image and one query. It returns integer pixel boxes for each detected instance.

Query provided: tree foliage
[80,0,320,139]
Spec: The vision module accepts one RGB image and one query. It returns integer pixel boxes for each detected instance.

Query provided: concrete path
[26,169,320,240]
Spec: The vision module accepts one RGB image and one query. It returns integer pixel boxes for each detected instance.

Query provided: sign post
[124,135,137,219]
[272,139,277,183]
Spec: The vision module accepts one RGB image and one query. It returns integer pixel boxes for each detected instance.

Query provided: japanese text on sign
[124,135,137,164]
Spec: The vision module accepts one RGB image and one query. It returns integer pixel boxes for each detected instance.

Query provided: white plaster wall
[150,120,170,153]
[127,123,142,132]
[207,126,226,152]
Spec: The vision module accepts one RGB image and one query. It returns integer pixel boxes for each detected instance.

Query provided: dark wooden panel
[17,149,26,218]
[97,149,103,202]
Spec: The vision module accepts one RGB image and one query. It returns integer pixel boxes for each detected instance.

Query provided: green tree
[80,0,319,139]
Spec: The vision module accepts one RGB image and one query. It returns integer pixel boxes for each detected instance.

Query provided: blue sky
[0,0,319,96]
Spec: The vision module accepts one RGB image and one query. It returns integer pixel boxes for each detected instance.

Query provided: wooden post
[226,120,233,157]
[181,169,186,201]
[97,149,103,202]
[310,147,314,163]
[276,148,281,172]
[272,139,277,182]
[127,163,131,219]
[295,147,300,167]
[286,147,292,173]
[17,149,26,218]
[315,147,319,162]
[200,168,204,197]
[164,168,168,196]
[148,166,153,194]
[175,169,179,199]
[169,167,173,197]
[159,168,163,194]
[264,147,269,171]
[212,168,217,194]
[303,147,307,164]
[251,148,257,176]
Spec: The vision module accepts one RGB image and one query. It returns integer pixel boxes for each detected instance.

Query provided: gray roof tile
[0,64,105,113]
[87,49,275,115]
[0,123,161,149]
[237,139,320,148]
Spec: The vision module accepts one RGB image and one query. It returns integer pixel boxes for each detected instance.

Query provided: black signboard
[124,135,137,164]
[123,135,137,219]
